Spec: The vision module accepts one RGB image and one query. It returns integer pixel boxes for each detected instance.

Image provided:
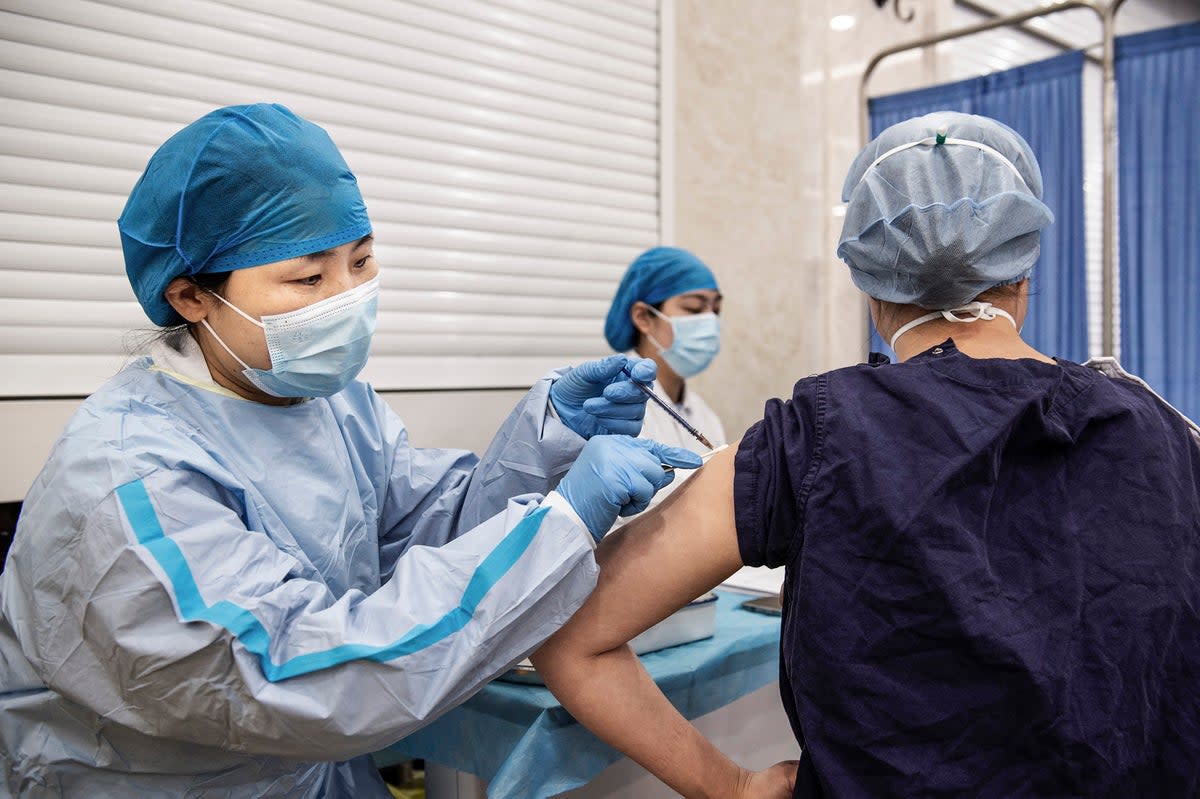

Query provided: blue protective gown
[735,341,1200,797]
[0,336,598,797]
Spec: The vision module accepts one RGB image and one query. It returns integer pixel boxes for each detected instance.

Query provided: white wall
[0,400,80,502]
[377,390,528,452]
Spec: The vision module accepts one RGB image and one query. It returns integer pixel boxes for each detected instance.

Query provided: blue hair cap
[604,247,718,352]
[837,111,1054,309]
[118,103,372,326]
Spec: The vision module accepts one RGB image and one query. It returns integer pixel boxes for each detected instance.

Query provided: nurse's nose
[324,268,357,297]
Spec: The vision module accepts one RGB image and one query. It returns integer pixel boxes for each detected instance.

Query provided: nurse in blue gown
[0,104,700,798]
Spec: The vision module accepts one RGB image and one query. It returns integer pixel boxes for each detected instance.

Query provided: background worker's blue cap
[836,111,1054,309]
[604,247,719,352]
[118,103,373,326]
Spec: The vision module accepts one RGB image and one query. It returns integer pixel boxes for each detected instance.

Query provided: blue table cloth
[376,591,782,798]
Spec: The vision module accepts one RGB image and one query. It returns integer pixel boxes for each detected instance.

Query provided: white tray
[499,592,718,685]
[629,591,718,654]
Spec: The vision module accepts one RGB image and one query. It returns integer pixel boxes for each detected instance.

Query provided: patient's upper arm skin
[540,440,744,657]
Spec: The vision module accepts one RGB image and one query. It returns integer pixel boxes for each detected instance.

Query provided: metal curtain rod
[1102,0,1131,357]
[957,0,1104,65]
[858,0,1120,357]
[858,1,1104,143]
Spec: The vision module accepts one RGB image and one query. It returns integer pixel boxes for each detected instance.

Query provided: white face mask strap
[888,310,943,352]
[205,287,264,329]
[644,305,673,355]
[200,318,254,372]
[889,301,1018,351]
[860,128,1029,190]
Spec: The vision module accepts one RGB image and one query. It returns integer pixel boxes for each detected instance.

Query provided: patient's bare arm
[530,441,797,799]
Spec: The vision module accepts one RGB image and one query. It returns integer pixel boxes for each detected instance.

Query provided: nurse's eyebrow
[678,291,724,304]
[302,234,374,261]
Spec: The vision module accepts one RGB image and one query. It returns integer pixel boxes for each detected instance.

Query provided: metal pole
[858,0,1103,146]
[957,0,1104,66]
[1103,0,1131,356]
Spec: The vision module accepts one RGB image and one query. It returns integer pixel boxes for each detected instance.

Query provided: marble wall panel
[675,0,951,436]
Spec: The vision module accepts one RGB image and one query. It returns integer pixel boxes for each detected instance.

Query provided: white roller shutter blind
[0,0,664,396]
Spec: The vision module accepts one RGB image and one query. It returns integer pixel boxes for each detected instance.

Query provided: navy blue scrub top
[734,340,1200,798]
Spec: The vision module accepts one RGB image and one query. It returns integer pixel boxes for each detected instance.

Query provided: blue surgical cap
[604,247,719,351]
[119,103,372,326]
[837,111,1054,309]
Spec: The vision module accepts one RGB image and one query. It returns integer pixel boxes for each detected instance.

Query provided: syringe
[621,366,715,451]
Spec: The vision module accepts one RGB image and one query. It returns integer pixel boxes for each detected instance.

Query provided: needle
[621,366,715,451]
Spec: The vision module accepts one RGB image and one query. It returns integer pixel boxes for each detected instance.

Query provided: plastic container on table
[499,592,719,685]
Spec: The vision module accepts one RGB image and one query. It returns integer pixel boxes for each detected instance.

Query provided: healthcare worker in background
[604,247,727,505]
[531,112,1200,797]
[602,249,773,592]
[0,103,701,798]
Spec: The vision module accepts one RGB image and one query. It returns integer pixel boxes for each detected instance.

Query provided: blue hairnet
[836,111,1054,309]
[604,247,719,351]
[119,104,372,326]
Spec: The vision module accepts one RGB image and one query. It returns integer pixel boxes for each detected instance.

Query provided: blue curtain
[864,51,1087,362]
[1117,22,1200,423]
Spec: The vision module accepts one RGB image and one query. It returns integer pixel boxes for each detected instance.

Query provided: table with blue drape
[1117,22,1200,423]
[864,51,1087,363]
[375,591,783,798]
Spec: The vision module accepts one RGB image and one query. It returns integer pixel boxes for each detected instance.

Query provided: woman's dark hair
[190,271,232,295]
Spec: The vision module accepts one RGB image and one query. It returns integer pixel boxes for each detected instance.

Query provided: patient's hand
[738,761,799,798]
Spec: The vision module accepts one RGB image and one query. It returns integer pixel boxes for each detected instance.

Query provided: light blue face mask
[648,308,721,379]
[201,277,379,398]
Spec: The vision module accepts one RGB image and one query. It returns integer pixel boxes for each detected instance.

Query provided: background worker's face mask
[201,277,379,398]
[648,307,721,379]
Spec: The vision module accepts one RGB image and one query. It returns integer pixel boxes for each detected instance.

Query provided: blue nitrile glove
[550,354,657,439]
[555,435,703,540]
